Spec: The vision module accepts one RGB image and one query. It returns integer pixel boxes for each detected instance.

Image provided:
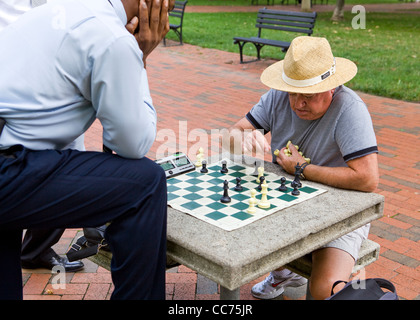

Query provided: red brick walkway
[21,6,419,300]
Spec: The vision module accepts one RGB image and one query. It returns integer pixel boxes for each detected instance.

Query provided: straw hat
[260,36,357,94]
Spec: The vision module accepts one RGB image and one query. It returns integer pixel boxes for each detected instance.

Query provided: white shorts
[321,224,370,261]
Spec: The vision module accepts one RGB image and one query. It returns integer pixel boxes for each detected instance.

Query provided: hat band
[282,58,336,88]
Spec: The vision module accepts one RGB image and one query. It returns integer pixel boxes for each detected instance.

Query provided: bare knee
[309,274,344,300]
[309,247,355,300]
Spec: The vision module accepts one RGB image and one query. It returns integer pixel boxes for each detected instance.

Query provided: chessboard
[167,159,327,231]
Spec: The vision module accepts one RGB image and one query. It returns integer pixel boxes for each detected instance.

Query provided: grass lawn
[165,11,420,102]
[185,0,404,5]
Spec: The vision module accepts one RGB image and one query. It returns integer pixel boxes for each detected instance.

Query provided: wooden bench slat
[256,20,315,29]
[233,36,291,48]
[260,8,317,18]
[256,24,315,34]
[256,14,316,23]
[170,13,184,18]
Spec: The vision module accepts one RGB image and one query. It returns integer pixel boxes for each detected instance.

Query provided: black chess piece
[220,160,228,174]
[200,160,208,173]
[293,163,302,188]
[278,177,287,192]
[234,177,243,191]
[256,176,265,192]
[220,180,231,203]
[291,180,300,196]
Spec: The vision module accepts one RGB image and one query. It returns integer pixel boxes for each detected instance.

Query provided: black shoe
[22,253,84,272]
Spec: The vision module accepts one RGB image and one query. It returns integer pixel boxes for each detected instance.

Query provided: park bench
[87,238,380,299]
[251,0,329,5]
[163,0,188,46]
[233,9,317,63]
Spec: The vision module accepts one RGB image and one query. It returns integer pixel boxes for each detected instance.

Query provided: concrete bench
[87,238,380,299]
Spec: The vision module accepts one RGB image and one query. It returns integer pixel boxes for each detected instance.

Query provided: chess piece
[258,182,270,209]
[246,189,258,214]
[220,160,228,174]
[256,176,265,192]
[234,177,243,191]
[220,180,231,203]
[291,181,300,196]
[293,163,302,188]
[195,147,204,167]
[200,160,208,173]
[251,160,263,176]
[278,177,287,192]
[256,166,264,183]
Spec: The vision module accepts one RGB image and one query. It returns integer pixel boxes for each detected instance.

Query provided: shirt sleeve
[90,36,157,159]
[246,89,276,134]
[334,95,378,162]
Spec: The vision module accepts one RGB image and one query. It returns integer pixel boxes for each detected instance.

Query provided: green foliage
[186,0,404,6]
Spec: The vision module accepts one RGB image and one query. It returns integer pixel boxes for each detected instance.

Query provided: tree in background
[331,0,345,21]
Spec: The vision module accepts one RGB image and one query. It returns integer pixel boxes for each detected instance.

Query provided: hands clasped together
[125,0,175,66]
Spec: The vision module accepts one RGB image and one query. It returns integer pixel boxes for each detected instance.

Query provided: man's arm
[223,117,271,155]
[276,143,379,192]
[224,118,379,193]
[91,36,156,159]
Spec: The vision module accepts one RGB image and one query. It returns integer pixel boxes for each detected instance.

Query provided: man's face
[288,89,335,121]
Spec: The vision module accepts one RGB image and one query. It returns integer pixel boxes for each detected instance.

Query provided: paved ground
[21,3,419,300]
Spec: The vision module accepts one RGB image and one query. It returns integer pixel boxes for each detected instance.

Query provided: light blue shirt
[0,0,157,159]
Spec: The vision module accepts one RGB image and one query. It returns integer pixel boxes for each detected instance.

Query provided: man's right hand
[126,0,171,67]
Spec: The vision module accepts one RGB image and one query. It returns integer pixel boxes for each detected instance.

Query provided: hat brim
[260,57,357,94]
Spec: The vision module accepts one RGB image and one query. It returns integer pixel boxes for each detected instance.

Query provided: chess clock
[155,152,195,178]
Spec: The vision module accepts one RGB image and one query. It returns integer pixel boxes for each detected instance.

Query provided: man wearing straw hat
[225,36,379,300]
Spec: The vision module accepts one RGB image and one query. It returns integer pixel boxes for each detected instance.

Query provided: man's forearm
[302,164,377,192]
[301,153,379,192]
[222,127,244,155]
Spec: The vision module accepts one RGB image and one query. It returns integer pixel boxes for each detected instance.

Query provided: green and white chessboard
[167,159,327,231]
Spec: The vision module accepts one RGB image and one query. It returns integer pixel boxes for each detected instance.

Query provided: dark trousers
[21,228,65,263]
[0,145,167,300]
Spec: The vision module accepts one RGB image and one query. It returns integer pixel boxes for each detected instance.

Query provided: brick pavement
[21,5,419,300]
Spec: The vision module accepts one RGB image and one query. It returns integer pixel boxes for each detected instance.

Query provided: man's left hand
[275,143,306,174]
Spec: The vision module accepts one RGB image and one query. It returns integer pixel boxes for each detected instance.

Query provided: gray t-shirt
[247,86,378,167]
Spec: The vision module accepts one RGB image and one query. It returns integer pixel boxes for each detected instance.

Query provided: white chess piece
[247,189,258,214]
[195,147,204,167]
[256,166,264,183]
[258,182,270,209]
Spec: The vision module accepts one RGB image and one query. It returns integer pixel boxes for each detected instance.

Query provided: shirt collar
[108,0,127,25]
